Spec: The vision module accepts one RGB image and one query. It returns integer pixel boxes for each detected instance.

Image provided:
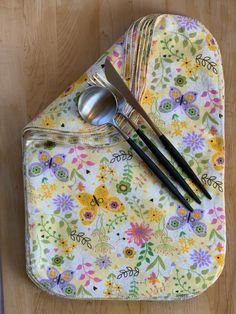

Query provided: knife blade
[104,58,163,137]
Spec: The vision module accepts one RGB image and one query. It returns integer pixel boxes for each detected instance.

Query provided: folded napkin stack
[23,14,225,300]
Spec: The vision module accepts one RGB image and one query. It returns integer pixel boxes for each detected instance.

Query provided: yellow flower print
[178,238,190,253]
[41,116,55,128]
[96,173,107,183]
[215,254,225,266]
[146,208,163,223]
[99,164,107,172]
[58,239,67,248]
[40,183,56,199]
[63,247,72,255]
[173,128,182,136]
[114,284,122,292]
[108,167,115,176]
[186,68,194,77]
[178,238,185,245]
[171,120,186,137]
[188,238,195,246]
[192,63,201,73]
[71,242,78,249]
[103,289,113,297]
[181,243,190,253]
[142,89,157,105]
[171,120,178,128]
[105,281,113,288]
[206,34,217,51]
[181,57,192,69]
[123,247,136,258]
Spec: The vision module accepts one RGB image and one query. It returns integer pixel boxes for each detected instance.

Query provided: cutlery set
[76,15,211,211]
[23,14,225,300]
[77,58,211,212]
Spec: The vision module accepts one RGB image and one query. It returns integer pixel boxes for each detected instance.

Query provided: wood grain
[0,0,235,313]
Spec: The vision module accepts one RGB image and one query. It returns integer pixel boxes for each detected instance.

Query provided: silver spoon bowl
[77,85,194,212]
[78,86,128,138]
[78,86,117,126]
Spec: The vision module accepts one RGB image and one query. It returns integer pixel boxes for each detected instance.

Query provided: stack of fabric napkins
[23,14,225,300]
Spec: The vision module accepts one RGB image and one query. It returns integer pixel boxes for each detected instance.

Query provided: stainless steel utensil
[90,74,201,204]
[78,85,194,212]
[104,58,211,200]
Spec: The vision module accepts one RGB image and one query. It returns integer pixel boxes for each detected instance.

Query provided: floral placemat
[23,14,225,300]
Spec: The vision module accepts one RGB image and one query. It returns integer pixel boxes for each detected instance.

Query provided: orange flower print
[206,34,217,51]
[147,272,160,285]
[216,242,224,253]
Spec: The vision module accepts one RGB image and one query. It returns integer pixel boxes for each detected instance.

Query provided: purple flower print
[183,132,205,151]
[190,249,211,267]
[177,16,198,31]
[53,194,75,212]
[95,255,112,269]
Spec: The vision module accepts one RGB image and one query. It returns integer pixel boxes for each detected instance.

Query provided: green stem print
[128,279,139,299]
[38,216,61,243]
[173,266,215,296]
[92,214,114,253]
[125,195,145,219]
[38,213,78,244]
[151,57,171,90]
[170,29,203,56]
[123,160,133,183]
[150,189,174,208]
[106,213,128,233]
[181,148,209,176]
[161,38,184,61]
[173,269,197,295]
[48,101,71,119]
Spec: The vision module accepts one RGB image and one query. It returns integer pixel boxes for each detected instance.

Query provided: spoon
[90,74,201,204]
[78,85,194,212]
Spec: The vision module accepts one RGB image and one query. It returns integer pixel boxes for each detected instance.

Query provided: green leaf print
[146,256,158,271]
[157,256,166,270]
[136,242,154,267]
[209,229,225,241]
[189,32,197,38]
[77,285,92,297]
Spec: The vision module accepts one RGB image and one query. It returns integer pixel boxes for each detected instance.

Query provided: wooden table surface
[0,1,235,313]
